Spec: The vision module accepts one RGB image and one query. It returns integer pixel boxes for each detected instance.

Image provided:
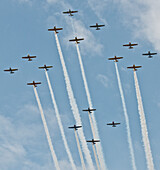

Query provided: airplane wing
[142,53,149,55]
[71,10,78,13]
[114,123,120,125]
[135,66,142,68]
[69,39,76,42]
[127,66,134,69]
[63,11,70,14]
[108,57,123,60]
[22,56,36,59]
[82,109,89,112]
[39,66,53,69]
[22,56,29,59]
[29,56,36,58]
[151,53,157,55]
[76,126,82,128]
[68,127,75,129]
[130,43,138,46]
[97,24,105,27]
[107,123,113,125]
[90,109,96,111]
[4,69,10,72]
[27,82,41,85]
[48,28,63,31]
[86,140,93,142]
[77,38,84,41]
[123,44,130,46]
[90,25,97,28]
[11,69,18,71]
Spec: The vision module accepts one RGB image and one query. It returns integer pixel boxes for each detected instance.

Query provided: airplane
[38,65,53,71]
[107,121,120,127]
[142,51,157,58]
[87,139,100,145]
[108,56,123,62]
[63,9,78,16]
[48,26,63,34]
[4,67,18,74]
[27,81,41,87]
[127,64,142,71]
[22,54,36,61]
[82,108,96,113]
[68,125,82,130]
[69,37,84,44]
[123,42,138,49]
[90,23,105,30]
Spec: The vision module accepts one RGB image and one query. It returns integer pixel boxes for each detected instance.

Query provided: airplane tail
[96,28,100,30]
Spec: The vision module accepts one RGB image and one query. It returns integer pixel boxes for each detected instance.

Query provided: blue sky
[0,0,160,169]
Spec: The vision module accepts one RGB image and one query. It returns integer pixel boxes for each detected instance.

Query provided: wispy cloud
[0,104,75,170]
[96,74,109,88]
[87,0,108,25]
[113,0,160,51]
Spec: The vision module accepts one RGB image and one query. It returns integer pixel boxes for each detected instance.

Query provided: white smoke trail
[134,71,154,170]
[54,32,95,170]
[74,129,86,170]
[76,43,107,170]
[115,62,137,170]
[45,69,76,170]
[92,144,100,170]
[33,86,60,170]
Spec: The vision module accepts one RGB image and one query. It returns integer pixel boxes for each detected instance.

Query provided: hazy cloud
[96,74,109,88]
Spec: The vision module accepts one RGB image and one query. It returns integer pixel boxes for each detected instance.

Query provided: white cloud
[0,104,73,170]
[113,0,160,51]
[96,74,109,88]
[87,0,108,25]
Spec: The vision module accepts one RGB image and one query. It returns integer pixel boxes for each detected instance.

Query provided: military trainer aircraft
[123,42,138,49]
[48,26,63,34]
[82,108,96,113]
[142,51,157,58]
[63,9,78,16]
[22,54,36,61]
[90,23,105,30]
[87,139,100,145]
[4,67,18,74]
[69,37,84,44]
[27,81,41,87]
[107,121,120,127]
[39,65,53,71]
[127,64,142,71]
[68,125,82,130]
[108,56,123,62]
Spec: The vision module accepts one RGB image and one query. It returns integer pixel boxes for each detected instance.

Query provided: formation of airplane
[4,67,18,74]
[142,51,157,58]
[87,139,100,145]
[69,37,84,44]
[82,108,96,113]
[27,81,41,87]
[68,125,82,130]
[48,26,63,34]
[123,42,138,49]
[22,54,36,61]
[90,23,105,30]
[39,65,53,71]
[107,121,120,127]
[127,64,142,71]
[108,56,123,62]
[63,9,78,16]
